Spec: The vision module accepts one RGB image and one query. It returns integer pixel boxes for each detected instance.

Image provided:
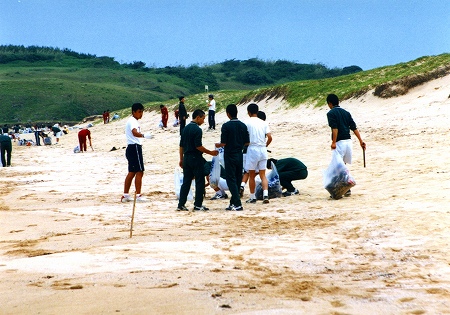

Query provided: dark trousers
[34,131,41,145]
[280,169,308,192]
[178,155,206,208]
[208,110,215,130]
[0,140,12,167]
[224,153,243,207]
[179,118,186,135]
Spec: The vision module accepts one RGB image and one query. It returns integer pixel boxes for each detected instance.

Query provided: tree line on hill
[0,45,362,90]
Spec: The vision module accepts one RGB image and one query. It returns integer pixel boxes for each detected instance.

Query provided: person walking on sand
[215,104,249,211]
[244,104,272,204]
[160,104,169,130]
[326,93,366,196]
[121,103,153,203]
[0,134,12,167]
[178,96,188,135]
[207,94,216,131]
[78,127,93,152]
[177,109,218,211]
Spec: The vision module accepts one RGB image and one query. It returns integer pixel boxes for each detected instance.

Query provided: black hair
[267,158,277,169]
[247,103,259,115]
[226,104,238,118]
[160,104,164,108]
[179,96,185,101]
[257,111,266,121]
[132,103,144,112]
[192,109,205,119]
[208,94,214,99]
[326,94,339,107]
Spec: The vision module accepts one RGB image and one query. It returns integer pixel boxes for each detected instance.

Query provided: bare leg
[124,172,136,194]
[134,171,144,195]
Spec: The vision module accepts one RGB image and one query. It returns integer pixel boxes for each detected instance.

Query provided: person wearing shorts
[326,93,366,196]
[244,104,272,204]
[121,103,152,203]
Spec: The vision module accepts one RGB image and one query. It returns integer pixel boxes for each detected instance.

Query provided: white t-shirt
[209,99,216,111]
[245,116,270,147]
[125,116,142,145]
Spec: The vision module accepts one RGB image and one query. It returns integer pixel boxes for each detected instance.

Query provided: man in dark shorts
[215,104,249,211]
[121,103,152,203]
[177,109,218,211]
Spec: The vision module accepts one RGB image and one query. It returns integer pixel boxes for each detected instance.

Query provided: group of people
[119,93,365,210]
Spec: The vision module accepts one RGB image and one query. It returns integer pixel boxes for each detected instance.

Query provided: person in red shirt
[160,104,169,129]
[78,128,93,152]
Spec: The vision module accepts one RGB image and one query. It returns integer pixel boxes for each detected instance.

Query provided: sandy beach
[1,74,450,314]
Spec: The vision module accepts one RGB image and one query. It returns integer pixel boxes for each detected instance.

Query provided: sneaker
[263,196,270,204]
[239,186,244,198]
[136,195,147,202]
[193,205,209,211]
[210,193,228,200]
[344,189,351,197]
[245,198,256,204]
[176,205,189,211]
[228,205,243,211]
[282,189,299,197]
[225,204,234,210]
[121,195,132,203]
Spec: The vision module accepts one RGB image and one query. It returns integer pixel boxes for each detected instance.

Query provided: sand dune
[1,74,450,314]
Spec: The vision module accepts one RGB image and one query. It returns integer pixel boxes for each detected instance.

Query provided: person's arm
[266,132,272,147]
[196,146,218,156]
[215,142,225,148]
[131,128,145,138]
[179,146,184,168]
[353,129,366,150]
[331,128,338,149]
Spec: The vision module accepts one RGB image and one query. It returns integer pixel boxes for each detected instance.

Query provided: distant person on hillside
[207,94,216,131]
[0,134,12,167]
[326,93,366,197]
[103,111,108,124]
[178,96,188,135]
[121,102,153,203]
[160,104,169,130]
[106,109,110,123]
[78,127,93,152]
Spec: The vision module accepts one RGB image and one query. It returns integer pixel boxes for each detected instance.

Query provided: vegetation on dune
[0,45,448,125]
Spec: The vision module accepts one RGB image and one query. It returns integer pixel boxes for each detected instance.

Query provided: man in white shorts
[326,93,366,196]
[244,103,272,204]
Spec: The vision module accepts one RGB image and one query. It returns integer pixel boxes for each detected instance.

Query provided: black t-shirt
[220,118,249,156]
[179,121,203,157]
[326,106,357,141]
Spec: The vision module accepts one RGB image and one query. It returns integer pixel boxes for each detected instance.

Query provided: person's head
[226,104,238,119]
[257,110,266,121]
[160,104,164,109]
[267,158,278,169]
[179,96,185,102]
[192,109,206,125]
[208,94,214,99]
[247,103,259,116]
[326,94,339,108]
[131,102,145,120]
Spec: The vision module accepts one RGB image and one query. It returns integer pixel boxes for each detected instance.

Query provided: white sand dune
[1,74,450,314]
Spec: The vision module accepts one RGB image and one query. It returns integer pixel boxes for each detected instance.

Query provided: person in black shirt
[178,96,188,135]
[215,104,250,211]
[326,93,366,196]
[177,109,218,211]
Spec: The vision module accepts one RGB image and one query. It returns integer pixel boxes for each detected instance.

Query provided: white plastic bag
[209,154,221,189]
[174,167,193,200]
[255,162,282,200]
[323,150,356,199]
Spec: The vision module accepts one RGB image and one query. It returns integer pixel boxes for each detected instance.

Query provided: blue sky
[1,0,449,70]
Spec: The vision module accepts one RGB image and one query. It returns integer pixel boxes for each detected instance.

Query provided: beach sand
[1,74,450,314]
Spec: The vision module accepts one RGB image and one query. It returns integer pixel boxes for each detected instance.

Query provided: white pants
[335,139,353,164]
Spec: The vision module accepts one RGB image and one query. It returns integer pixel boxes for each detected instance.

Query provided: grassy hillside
[0,45,361,125]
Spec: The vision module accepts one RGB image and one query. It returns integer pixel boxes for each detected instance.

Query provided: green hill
[0,45,449,126]
[0,45,361,125]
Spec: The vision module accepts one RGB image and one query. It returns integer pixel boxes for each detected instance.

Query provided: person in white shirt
[207,94,216,131]
[244,103,272,204]
[121,103,152,203]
